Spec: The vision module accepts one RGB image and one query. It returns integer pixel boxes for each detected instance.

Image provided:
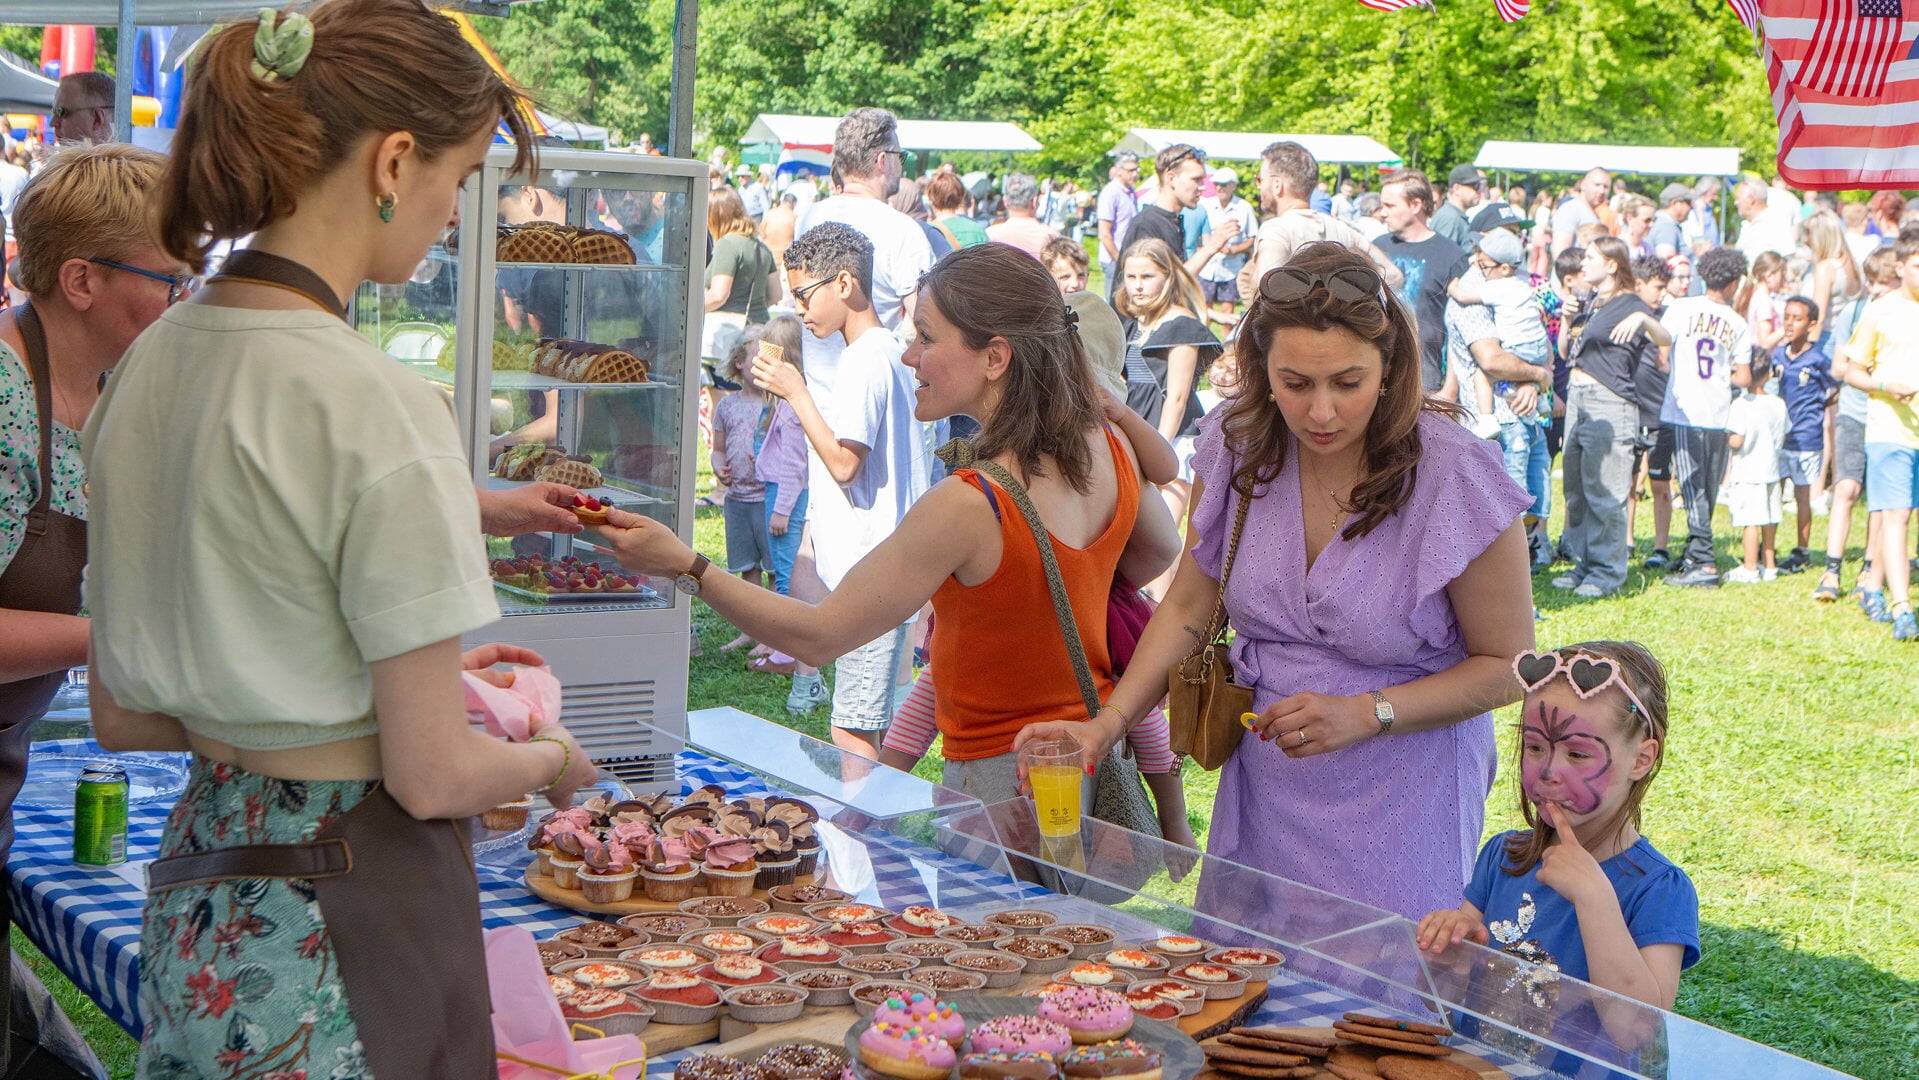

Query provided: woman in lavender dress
[1023,243,1535,925]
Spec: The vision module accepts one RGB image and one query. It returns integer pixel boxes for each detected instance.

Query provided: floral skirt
[137,757,379,1080]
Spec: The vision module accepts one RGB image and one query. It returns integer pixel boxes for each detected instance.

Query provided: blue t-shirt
[1773,343,1836,452]
[1465,831,1700,984]
[1180,206,1208,259]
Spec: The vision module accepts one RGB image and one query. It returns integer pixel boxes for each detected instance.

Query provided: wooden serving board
[525,864,824,916]
[691,966,1269,1065]
[1204,1027,1512,1080]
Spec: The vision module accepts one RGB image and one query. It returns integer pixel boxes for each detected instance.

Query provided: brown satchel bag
[1167,490,1253,770]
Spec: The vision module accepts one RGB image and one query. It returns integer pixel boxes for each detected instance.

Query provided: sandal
[748,654,798,676]
[1813,572,1841,603]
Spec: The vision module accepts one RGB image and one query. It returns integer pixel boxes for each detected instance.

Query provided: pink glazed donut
[1036,986,1134,1044]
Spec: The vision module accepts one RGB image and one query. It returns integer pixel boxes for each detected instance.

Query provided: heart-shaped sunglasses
[1511,649,1648,721]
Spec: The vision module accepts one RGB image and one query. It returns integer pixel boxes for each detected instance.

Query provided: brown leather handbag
[1167,491,1253,770]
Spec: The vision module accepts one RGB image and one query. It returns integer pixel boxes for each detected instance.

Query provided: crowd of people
[654,110,1708,1053]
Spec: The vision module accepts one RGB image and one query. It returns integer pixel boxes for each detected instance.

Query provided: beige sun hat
[1064,291,1126,400]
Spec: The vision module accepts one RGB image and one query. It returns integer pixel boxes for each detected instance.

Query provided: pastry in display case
[350,146,707,790]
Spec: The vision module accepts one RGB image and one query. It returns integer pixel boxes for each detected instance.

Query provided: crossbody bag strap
[969,458,1103,720]
[1186,488,1251,659]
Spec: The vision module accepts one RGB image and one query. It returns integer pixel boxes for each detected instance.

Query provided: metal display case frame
[353,145,708,792]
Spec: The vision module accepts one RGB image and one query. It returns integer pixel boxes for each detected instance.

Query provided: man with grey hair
[51,72,115,145]
[1733,175,1795,260]
[1096,151,1141,284]
[1684,175,1723,251]
[779,105,935,738]
[985,172,1057,258]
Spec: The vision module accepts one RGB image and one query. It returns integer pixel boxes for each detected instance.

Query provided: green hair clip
[250,8,313,82]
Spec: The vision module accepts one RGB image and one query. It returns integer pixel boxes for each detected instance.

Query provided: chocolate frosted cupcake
[750,821,800,890]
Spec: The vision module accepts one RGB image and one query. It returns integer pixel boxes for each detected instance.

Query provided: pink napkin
[462,665,562,743]
[486,926,647,1080]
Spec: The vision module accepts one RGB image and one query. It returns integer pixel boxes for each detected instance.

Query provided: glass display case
[352,146,706,790]
[627,711,1847,1080]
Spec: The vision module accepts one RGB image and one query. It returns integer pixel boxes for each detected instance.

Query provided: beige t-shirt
[1255,208,1379,265]
[82,304,498,749]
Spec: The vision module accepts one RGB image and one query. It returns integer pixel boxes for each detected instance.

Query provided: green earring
[376,192,397,224]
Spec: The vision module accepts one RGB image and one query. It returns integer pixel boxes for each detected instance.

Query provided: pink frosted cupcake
[579,842,639,904]
[700,835,760,897]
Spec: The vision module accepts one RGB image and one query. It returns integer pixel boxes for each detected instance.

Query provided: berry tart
[700,954,784,987]
[1167,962,1248,1000]
[559,987,654,1037]
[887,905,959,936]
[634,970,721,1025]
[569,492,611,526]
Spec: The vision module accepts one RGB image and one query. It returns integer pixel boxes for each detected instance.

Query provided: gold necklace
[1303,454,1350,537]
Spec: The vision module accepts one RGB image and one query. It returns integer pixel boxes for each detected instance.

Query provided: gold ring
[1296,729,1309,746]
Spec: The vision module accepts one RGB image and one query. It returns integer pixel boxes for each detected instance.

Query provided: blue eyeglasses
[89,259,196,304]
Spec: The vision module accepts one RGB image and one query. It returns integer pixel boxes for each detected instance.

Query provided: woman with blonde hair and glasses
[0,141,177,1080]
[1020,242,1534,929]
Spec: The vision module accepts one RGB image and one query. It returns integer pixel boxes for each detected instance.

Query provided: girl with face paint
[1415,641,1700,1017]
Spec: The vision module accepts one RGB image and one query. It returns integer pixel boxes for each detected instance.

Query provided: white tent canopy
[540,110,608,146]
[1112,128,1401,166]
[1474,141,1742,178]
[743,114,1041,154]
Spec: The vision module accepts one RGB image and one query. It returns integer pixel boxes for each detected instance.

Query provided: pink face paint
[1519,700,1617,815]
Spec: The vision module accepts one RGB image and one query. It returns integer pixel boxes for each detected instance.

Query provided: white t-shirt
[806,326,930,589]
[1726,392,1788,485]
[796,194,936,392]
[1480,277,1549,355]
[1255,208,1377,269]
[1199,196,1258,283]
[1659,295,1755,429]
[82,305,498,750]
[0,161,26,242]
[1551,198,1598,245]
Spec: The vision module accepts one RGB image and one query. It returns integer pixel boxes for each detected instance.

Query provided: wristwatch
[674,553,711,596]
[1370,690,1395,737]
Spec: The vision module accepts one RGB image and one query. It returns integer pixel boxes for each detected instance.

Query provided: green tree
[475,0,674,144]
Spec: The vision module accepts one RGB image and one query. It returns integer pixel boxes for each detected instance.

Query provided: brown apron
[0,302,93,1078]
[0,303,87,846]
[144,254,496,1078]
[147,787,497,1079]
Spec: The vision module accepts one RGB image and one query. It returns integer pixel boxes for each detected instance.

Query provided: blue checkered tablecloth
[7,742,1406,1070]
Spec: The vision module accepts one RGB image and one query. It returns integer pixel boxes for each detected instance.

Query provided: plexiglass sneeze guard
[351,147,707,791]
[668,711,1844,1080]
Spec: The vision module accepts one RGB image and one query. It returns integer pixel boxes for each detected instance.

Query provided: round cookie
[1374,1057,1482,1080]
[1341,1013,1452,1039]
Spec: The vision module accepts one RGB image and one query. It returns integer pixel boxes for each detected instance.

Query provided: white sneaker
[1724,566,1763,584]
[1551,573,1583,590]
[785,674,830,715]
[1763,567,1780,581]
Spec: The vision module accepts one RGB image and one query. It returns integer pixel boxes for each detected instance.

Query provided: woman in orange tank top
[604,244,1183,791]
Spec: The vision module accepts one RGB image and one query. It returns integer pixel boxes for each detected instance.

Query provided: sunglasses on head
[1164,147,1208,172]
[1257,262,1390,310]
[1512,649,1649,721]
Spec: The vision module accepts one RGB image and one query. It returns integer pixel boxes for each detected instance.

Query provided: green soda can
[73,765,129,866]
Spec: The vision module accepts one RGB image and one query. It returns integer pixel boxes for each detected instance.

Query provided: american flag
[1726,0,1761,29]
[1495,0,1531,19]
[1801,0,1906,97]
[1762,0,1919,188]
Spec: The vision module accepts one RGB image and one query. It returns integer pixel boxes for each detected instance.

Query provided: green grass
[31,458,1916,1079]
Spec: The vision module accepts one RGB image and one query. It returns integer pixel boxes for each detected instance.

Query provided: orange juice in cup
[1021,734,1084,838]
